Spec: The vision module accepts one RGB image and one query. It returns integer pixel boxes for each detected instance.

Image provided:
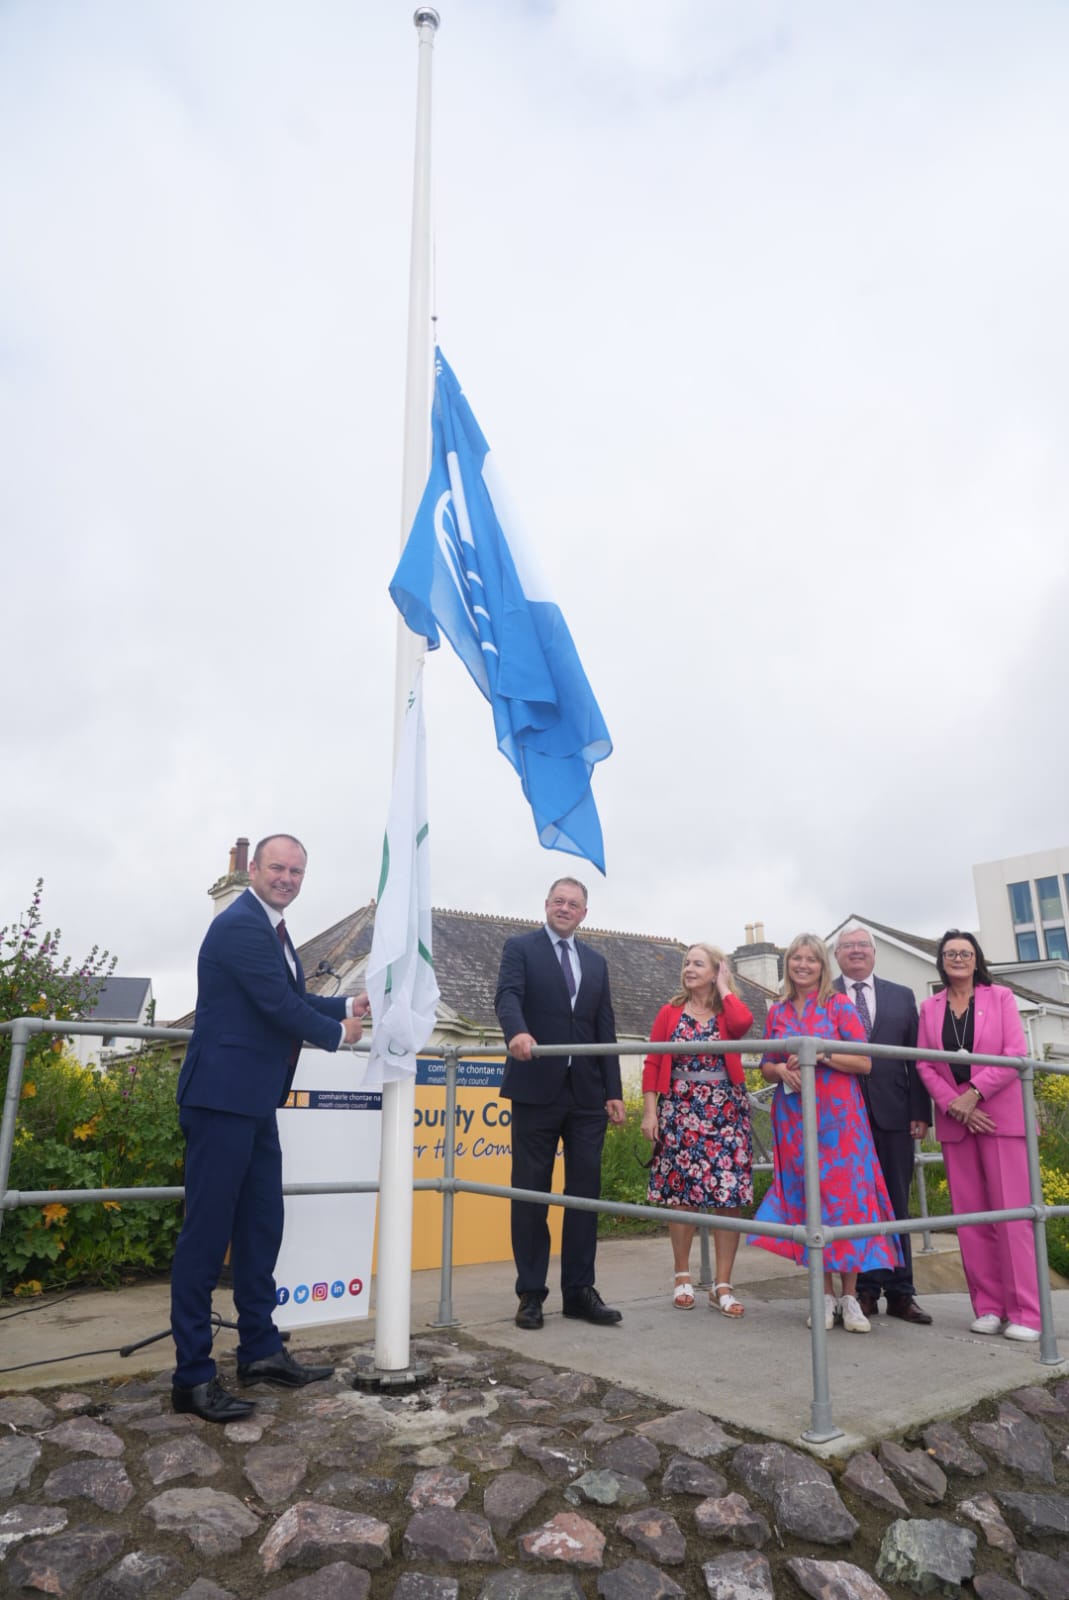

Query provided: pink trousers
[944,1132,1041,1329]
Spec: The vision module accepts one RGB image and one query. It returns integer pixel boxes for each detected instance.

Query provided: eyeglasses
[838,943,873,953]
[943,950,975,963]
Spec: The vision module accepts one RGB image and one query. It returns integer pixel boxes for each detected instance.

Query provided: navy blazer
[177,890,350,1118]
[834,974,930,1131]
[495,927,622,1109]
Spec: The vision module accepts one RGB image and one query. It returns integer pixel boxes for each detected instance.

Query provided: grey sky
[2,1,1066,1021]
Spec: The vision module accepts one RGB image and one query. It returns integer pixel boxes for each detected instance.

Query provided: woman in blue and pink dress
[750,932,900,1334]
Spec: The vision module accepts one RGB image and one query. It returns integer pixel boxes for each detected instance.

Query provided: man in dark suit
[495,878,625,1330]
[171,833,369,1422]
[834,925,932,1324]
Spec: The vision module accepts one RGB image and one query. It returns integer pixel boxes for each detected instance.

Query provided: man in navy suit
[495,878,626,1330]
[171,833,369,1422]
[833,925,932,1324]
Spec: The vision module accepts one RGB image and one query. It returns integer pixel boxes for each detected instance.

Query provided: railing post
[698,1224,713,1289]
[1020,1059,1059,1364]
[798,1034,841,1444]
[433,1048,460,1327]
[913,1138,934,1255]
[0,1019,34,1277]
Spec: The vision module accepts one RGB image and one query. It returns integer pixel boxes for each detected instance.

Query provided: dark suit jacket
[177,890,350,1118]
[834,974,930,1131]
[495,927,622,1110]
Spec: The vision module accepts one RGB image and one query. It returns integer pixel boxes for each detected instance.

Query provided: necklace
[948,995,973,1052]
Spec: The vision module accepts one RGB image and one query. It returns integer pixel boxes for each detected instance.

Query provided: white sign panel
[273,1048,381,1331]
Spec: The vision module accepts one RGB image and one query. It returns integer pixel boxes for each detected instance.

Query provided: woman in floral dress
[641,945,754,1315]
[750,932,900,1334]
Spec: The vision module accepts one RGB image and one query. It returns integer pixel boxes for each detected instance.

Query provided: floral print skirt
[647,1079,754,1210]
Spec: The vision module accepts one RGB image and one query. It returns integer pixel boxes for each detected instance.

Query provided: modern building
[973,846,1069,964]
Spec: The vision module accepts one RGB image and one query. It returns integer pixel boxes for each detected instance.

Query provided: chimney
[745,923,754,946]
[754,920,766,944]
[208,836,252,919]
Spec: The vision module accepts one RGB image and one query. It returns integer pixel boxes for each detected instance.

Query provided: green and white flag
[365,660,440,1086]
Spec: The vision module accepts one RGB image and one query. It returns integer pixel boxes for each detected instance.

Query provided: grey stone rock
[998,1491,1069,1538]
[596,1559,685,1600]
[701,1550,775,1600]
[6,1527,125,1595]
[0,1437,43,1499]
[0,1503,68,1559]
[841,1452,909,1516]
[509,1398,555,1417]
[528,1373,598,1404]
[99,1399,162,1424]
[581,1423,623,1444]
[564,1469,647,1509]
[637,1410,736,1459]
[478,1572,586,1600]
[142,1434,224,1486]
[223,1417,268,1445]
[732,1443,858,1546]
[406,1466,470,1509]
[265,1562,373,1600]
[42,1459,136,1513]
[392,1576,458,1600]
[243,1443,310,1506]
[261,1502,392,1572]
[875,1518,976,1593]
[877,1440,947,1504]
[595,1436,660,1481]
[51,1393,93,1414]
[438,1387,488,1413]
[41,1417,124,1459]
[615,1508,685,1565]
[401,1506,498,1564]
[921,1422,987,1478]
[661,1455,727,1498]
[518,1511,605,1568]
[1007,1385,1067,1418]
[602,1388,644,1416]
[785,1557,891,1599]
[973,1577,1031,1600]
[483,1472,551,1536]
[174,1581,236,1600]
[81,1549,182,1600]
[142,1486,261,1556]
[506,1363,556,1385]
[460,1439,516,1471]
[1015,1550,1069,1600]
[958,1492,1016,1551]
[694,1494,770,1549]
[518,1439,588,1482]
[969,1402,1055,1484]
[312,1474,399,1506]
[128,1413,200,1435]
[0,1397,54,1431]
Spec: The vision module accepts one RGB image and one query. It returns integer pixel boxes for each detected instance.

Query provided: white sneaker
[807,1294,838,1331]
[840,1295,872,1334]
[1003,1323,1040,1342]
[970,1313,1003,1335]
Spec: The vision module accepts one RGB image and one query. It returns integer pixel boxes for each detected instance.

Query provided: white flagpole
[374,5,440,1376]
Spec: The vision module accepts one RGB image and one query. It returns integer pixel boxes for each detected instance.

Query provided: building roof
[831,914,940,959]
[299,904,774,1041]
[84,977,152,1022]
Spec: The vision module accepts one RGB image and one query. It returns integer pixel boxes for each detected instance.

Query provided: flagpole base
[350,1353,433,1393]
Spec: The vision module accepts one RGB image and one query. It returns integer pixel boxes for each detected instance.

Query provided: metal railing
[2,1016,1066,1442]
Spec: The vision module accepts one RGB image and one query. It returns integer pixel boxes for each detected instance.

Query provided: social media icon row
[276,1277,364,1306]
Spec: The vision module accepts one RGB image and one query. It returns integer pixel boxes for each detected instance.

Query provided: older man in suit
[495,877,626,1330]
[834,924,932,1324]
[171,833,369,1422]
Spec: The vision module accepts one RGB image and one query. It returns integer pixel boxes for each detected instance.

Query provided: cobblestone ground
[2,1332,1069,1600]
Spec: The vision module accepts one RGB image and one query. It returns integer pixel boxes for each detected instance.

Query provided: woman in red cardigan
[641,944,755,1315]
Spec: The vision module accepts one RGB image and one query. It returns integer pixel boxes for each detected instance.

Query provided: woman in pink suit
[917,930,1040,1342]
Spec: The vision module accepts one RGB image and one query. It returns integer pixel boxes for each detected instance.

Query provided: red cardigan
[642,992,754,1094]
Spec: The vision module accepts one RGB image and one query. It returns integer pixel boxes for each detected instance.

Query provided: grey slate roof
[83,977,151,1022]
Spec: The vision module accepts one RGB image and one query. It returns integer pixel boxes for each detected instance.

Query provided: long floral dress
[749,993,901,1271]
[646,1012,754,1210]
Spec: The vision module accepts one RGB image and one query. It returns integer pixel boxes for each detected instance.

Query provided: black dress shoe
[172,1377,256,1424]
[515,1292,545,1330]
[886,1297,933,1325]
[562,1286,622,1325]
[857,1290,880,1318]
[237,1347,335,1388]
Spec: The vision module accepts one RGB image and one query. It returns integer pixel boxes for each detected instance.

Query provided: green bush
[1,1048,184,1295]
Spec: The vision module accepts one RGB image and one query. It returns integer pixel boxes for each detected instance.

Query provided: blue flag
[390,350,612,872]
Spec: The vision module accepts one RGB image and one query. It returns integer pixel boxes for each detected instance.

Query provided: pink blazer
[916,984,1028,1143]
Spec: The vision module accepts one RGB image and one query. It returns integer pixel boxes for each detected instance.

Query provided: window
[1036,876,1063,922]
[1008,882,1034,925]
[1015,931,1040,961]
[1045,927,1069,962]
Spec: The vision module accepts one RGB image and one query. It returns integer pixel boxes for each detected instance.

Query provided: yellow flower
[13,1280,43,1298]
[73,1120,98,1142]
[41,1202,69,1227]
[20,1081,37,1099]
[102,1200,122,1212]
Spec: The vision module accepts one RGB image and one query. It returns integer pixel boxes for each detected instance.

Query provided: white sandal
[672,1272,695,1310]
[712,1281,745,1318]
